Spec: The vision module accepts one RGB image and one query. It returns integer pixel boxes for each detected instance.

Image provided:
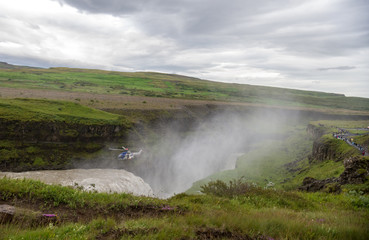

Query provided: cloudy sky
[1,0,368,97]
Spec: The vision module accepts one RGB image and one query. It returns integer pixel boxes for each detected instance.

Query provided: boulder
[299,177,337,192]
[339,157,369,184]
[0,204,15,223]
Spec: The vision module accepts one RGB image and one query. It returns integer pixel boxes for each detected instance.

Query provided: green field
[0,98,130,125]
[310,120,369,130]
[1,64,369,112]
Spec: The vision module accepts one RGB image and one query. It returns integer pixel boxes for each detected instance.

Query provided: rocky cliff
[0,118,133,172]
[301,124,368,192]
[307,124,358,163]
[0,118,128,142]
[310,137,358,163]
[306,123,325,140]
[299,156,369,193]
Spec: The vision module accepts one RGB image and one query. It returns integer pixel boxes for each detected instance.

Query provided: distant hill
[0,61,368,112]
[0,61,40,69]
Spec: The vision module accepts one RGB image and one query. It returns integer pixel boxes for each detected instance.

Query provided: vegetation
[355,135,369,147]
[319,135,361,158]
[1,177,368,239]
[200,178,260,198]
[1,62,369,238]
[0,177,164,209]
[0,98,130,125]
[0,140,106,171]
[189,120,369,194]
[309,120,369,132]
[0,98,135,171]
[188,124,314,192]
[1,64,369,111]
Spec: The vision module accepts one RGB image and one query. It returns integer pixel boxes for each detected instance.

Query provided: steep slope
[0,98,133,171]
[299,121,369,193]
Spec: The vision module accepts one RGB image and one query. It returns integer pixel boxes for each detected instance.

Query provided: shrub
[200,179,257,198]
[59,129,79,138]
[33,157,46,167]
[323,183,341,193]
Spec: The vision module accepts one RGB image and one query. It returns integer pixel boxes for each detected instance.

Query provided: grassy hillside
[1,63,369,112]
[188,124,313,193]
[0,98,130,125]
[188,120,369,194]
[0,98,134,171]
[0,177,368,239]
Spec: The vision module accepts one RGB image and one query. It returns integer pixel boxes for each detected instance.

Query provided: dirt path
[333,128,369,156]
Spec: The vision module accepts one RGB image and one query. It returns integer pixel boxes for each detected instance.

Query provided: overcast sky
[1,0,368,97]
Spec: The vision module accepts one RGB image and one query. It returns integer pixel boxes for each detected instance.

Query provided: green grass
[281,121,368,189]
[1,66,369,112]
[1,64,369,239]
[310,120,369,130]
[0,98,133,171]
[284,160,345,189]
[0,98,130,125]
[189,120,369,195]
[354,135,369,146]
[320,135,361,158]
[0,140,106,171]
[0,178,368,239]
[0,177,163,209]
[188,125,314,192]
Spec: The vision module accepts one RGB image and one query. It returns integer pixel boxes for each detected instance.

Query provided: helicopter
[109,146,143,160]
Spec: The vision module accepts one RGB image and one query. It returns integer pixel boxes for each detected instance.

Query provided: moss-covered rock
[310,135,359,163]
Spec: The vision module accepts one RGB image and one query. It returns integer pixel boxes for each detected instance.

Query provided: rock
[0,204,15,224]
[300,156,369,192]
[339,157,369,184]
[306,124,325,140]
[299,177,337,192]
[310,138,343,163]
[0,204,57,226]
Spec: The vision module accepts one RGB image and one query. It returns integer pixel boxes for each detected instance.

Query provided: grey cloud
[55,0,297,36]
[56,0,369,55]
[2,0,369,97]
[56,0,145,14]
[317,66,356,71]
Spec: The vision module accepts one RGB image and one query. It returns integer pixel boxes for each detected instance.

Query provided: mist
[125,107,301,197]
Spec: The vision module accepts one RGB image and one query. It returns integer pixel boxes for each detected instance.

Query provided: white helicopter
[109,146,143,160]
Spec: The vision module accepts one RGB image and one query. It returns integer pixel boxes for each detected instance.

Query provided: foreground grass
[0,178,368,239]
[0,177,164,210]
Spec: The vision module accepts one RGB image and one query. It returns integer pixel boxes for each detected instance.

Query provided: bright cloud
[0,0,368,97]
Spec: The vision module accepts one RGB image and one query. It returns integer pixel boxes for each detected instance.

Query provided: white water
[0,169,154,197]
